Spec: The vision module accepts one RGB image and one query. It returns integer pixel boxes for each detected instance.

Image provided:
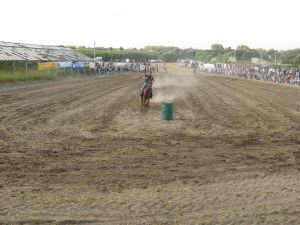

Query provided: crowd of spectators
[95,62,158,76]
[205,63,300,85]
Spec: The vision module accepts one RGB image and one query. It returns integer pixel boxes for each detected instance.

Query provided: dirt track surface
[1,64,300,224]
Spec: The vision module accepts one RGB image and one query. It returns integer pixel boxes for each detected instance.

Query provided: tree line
[69,44,300,67]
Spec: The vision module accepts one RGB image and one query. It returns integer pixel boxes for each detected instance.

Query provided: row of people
[199,63,300,85]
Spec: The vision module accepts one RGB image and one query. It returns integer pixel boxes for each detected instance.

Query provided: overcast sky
[1,0,300,50]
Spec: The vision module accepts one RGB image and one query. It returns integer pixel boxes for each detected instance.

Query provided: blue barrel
[161,102,173,120]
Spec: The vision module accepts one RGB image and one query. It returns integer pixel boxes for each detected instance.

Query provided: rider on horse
[140,72,154,107]
[140,72,154,97]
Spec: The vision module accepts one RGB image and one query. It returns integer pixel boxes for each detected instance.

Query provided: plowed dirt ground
[1,64,300,224]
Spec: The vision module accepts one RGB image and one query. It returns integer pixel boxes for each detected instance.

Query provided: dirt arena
[0,64,300,224]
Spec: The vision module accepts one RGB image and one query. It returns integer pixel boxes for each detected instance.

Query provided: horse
[141,86,152,108]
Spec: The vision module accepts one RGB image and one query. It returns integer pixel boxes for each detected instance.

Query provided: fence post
[25,61,28,76]
[13,62,16,73]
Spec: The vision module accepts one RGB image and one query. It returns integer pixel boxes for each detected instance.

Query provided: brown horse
[140,74,153,108]
[141,86,152,108]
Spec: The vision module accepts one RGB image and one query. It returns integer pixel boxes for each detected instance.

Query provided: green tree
[211,44,224,51]
[236,45,255,60]
[237,45,250,51]
[293,53,300,66]
[217,52,231,63]
[196,50,209,61]
[162,52,177,62]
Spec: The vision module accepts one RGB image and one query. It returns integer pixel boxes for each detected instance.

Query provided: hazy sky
[1,0,300,50]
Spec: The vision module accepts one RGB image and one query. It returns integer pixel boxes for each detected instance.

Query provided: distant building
[251,57,270,65]
[228,56,236,63]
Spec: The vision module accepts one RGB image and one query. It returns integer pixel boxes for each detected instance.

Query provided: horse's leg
[145,97,149,107]
[142,89,147,107]
[146,90,151,107]
[141,95,144,107]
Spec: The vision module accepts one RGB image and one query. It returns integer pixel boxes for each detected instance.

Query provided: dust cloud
[152,73,198,103]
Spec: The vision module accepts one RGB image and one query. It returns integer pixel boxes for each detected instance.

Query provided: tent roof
[0,41,91,61]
